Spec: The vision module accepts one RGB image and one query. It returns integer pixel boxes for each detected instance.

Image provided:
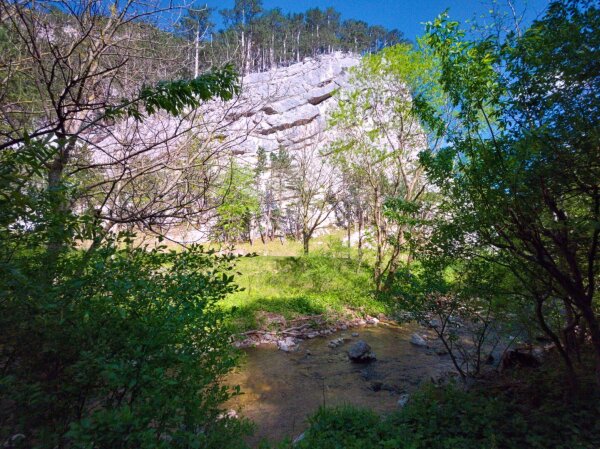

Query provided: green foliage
[1,231,251,448]
[106,64,239,120]
[255,147,268,177]
[0,24,42,136]
[287,380,600,449]
[413,0,600,381]
[1,63,250,446]
[203,3,406,72]
[1,240,251,447]
[390,253,525,378]
[175,6,215,41]
[329,43,436,289]
[214,161,260,243]
[297,406,382,449]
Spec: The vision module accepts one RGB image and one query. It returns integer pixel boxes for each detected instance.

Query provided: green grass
[221,249,386,332]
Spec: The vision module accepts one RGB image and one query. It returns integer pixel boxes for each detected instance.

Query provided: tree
[0,0,239,257]
[213,159,260,244]
[290,135,339,254]
[0,1,250,445]
[330,44,430,290]
[416,0,600,385]
[176,5,215,77]
[268,146,293,241]
[221,0,263,72]
[195,5,404,73]
[340,19,369,54]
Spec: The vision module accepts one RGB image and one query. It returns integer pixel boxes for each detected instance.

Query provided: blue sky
[203,0,551,41]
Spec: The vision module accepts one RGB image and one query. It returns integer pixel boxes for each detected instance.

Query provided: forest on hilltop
[176,0,407,75]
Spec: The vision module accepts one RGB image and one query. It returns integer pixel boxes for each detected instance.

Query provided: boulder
[500,348,541,371]
[277,337,297,352]
[370,380,383,391]
[217,409,239,420]
[397,393,410,408]
[428,319,441,328]
[410,333,428,347]
[348,340,376,362]
[293,432,306,445]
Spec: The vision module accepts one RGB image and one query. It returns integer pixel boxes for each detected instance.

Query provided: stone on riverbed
[328,337,345,348]
[410,333,428,347]
[348,340,376,362]
[277,337,297,352]
[293,432,305,444]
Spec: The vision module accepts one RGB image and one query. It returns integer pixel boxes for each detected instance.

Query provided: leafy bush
[0,188,248,448]
[291,381,600,449]
[0,51,249,448]
[1,235,251,448]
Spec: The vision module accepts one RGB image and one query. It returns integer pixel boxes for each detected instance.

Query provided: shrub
[0,238,251,448]
[292,382,600,449]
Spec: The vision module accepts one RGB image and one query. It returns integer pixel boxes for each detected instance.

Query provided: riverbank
[221,251,388,332]
[232,310,387,349]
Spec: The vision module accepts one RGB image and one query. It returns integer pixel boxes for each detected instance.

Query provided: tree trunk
[283,35,287,62]
[303,231,310,255]
[194,24,200,78]
[535,297,578,388]
[270,34,275,68]
[563,300,581,361]
[347,216,351,250]
[580,301,600,386]
[246,37,252,73]
[241,29,245,72]
[373,191,384,291]
[357,212,364,262]
[45,137,76,271]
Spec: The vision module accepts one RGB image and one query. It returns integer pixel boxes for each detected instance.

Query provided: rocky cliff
[219,52,359,157]
[92,52,359,167]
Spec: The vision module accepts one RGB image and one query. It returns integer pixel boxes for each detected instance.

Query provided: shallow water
[225,323,453,445]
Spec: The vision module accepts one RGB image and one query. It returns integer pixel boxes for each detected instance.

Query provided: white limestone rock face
[223,52,360,158]
[92,53,359,167]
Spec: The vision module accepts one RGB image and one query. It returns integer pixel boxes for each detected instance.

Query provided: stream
[225,323,454,445]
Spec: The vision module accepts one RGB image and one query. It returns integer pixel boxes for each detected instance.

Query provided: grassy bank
[221,241,386,331]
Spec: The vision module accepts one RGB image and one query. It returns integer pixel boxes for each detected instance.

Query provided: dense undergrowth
[0,242,253,449]
[271,360,600,449]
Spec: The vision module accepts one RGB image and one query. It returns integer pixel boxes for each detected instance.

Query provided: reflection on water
[225,324,453,445]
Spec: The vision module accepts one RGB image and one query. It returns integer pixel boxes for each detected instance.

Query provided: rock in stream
[348,340,377,362]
